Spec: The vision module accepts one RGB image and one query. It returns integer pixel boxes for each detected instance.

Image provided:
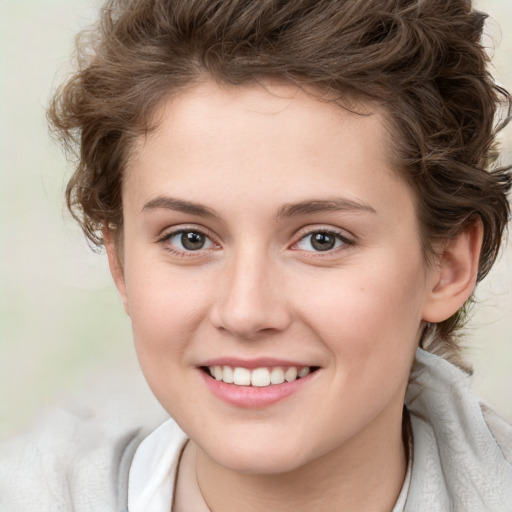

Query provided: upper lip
[198,357,317,369]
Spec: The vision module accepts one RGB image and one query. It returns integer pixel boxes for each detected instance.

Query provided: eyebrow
[141,195,376,219]
[276,198,376,218]
[141,196,220,218]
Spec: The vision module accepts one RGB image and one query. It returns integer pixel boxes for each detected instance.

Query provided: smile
[199,359,321,408]
[206,365,315,387]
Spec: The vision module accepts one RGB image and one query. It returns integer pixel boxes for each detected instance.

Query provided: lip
[199,357,314,369]
[198,364,319,408]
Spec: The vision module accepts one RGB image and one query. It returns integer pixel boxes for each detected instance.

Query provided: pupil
[311,232,335,251]
[181,231,205,250]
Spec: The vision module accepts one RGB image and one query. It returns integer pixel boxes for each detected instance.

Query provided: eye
[165,230,215,252]
[296,230,347,252]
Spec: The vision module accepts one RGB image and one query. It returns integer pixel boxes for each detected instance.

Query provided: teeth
[222,365,234,384]
[233,367,251,386]
[251,368,271,387]
[207,365,312,387]
[298,367,310,378]
[284,367,297,382]
[270,367,285,385]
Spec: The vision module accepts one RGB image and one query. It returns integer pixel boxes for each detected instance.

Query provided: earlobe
[103,228,130,315]
[422,219,483,323]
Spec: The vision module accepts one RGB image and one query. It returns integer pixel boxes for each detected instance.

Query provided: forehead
[124,79,413,221]
[128,80,395,169]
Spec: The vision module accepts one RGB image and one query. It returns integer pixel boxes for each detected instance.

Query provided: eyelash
[157,225,355,257]
[157,227,218,258]
[292,227,354,254]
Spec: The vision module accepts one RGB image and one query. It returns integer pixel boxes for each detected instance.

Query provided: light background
[0,0,511,439]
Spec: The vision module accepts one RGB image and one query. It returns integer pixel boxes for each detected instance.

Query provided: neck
[195,405,408,512]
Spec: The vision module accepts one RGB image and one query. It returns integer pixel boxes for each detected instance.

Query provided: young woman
[1,0,511,510]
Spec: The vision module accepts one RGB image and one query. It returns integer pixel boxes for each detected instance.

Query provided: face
[112,80,443,475]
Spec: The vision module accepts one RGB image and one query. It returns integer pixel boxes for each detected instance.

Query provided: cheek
[125,273,208,416]
[123,259,211,373]
[294,256,427,360]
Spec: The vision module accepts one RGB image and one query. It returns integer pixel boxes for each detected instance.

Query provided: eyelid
[157,225,221,254]
[290,225,355,252]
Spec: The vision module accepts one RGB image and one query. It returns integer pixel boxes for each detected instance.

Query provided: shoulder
[480,401,512,463]
[408,348,512,461]
[405,348,512,511]
[0,394,166,511]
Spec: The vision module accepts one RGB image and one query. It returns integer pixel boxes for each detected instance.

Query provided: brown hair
[48,0,511,368]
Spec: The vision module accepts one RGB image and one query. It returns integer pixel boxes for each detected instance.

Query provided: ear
[422,219,483,323]
[103,228,130,315]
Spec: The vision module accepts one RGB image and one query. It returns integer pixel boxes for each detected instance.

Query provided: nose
[209,248,292,339]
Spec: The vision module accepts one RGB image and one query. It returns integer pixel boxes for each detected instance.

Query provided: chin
[197,431,320,475]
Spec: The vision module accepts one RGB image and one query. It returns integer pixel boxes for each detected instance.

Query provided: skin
[106,80,482,512]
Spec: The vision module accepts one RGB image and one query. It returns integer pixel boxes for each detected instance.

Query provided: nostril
[208,267,292,338]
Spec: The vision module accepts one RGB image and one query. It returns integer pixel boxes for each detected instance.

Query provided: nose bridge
[212,243,290,338]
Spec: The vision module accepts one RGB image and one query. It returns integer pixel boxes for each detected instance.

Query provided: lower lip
[199,370,317,408]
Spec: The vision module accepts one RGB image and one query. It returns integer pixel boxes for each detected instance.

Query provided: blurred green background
[1,0,511,439]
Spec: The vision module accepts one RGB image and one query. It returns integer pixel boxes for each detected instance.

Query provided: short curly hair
[48,0,511,369]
